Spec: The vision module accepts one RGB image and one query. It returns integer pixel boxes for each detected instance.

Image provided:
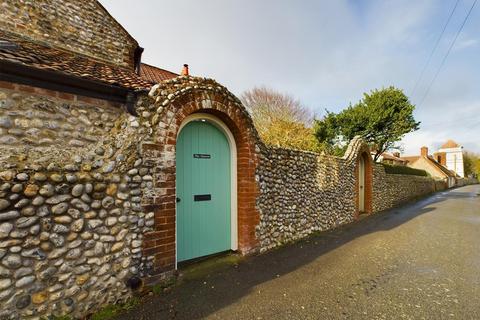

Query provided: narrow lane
[117,185,480,319]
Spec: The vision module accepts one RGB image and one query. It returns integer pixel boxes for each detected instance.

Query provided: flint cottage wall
[0,0,138,68]
[0,81,157,319]
[0,84,122,163]
[0,76,450,319]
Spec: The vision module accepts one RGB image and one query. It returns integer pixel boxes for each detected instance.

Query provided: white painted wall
[438,146,464,177]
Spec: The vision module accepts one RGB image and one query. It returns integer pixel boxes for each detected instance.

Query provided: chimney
[392,151,400,158]
[181,64,189,76]
[421,146,428,157]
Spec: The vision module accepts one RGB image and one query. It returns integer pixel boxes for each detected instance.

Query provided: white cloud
[455,38,478,50]
[100,0,480,153]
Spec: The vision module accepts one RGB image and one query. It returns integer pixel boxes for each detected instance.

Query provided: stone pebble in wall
[255,147,358,251]
[255,136,442,252]
[372,165,441,212]
[0,90,116,145]
[0,90,121,167]
[0,88,160,319]
[0,164,155,319]
[0,0,136,67]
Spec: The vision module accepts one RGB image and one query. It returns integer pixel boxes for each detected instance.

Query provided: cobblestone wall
[256,148,357,251]
[0,0,137,68]
[372,165,442,212]
[455,177,477,188]
[0,76,455,319]
[0,88,121,167]
[256,143,448,251]
[0,86,156,319]
[0,76,260,319]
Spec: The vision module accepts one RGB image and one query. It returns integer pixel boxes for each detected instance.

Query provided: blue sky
[101,0,480,155]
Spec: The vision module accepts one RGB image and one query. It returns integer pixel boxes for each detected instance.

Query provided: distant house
[433,140,465,178]
[401,147,456,188]
[373,151,408,166]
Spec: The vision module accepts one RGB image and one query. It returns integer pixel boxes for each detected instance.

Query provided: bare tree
[241,87,319,151]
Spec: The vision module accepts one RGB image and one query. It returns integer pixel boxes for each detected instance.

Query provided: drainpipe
[125,91,140,116]
[134,46,144,75]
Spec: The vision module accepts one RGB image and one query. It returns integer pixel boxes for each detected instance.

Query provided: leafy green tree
[313,86,420,160]
[241,87,321,152]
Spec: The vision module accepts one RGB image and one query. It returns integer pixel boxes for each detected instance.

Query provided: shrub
[241,87,322,152]
[382,163,428,177]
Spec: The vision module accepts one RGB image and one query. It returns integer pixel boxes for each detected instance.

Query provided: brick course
[140,77,262,276]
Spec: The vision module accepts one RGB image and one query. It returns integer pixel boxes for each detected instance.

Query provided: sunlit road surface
[116,185,480,320]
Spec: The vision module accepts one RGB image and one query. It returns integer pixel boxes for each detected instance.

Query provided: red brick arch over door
[141,83,260,281]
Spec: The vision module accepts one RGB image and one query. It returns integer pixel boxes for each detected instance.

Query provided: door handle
[176,197,181,203]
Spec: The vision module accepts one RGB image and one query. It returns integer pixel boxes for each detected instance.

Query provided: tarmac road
[116,185,480,320]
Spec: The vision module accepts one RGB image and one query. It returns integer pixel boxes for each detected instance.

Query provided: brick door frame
[141,87,260,282]
[176,113,239,263]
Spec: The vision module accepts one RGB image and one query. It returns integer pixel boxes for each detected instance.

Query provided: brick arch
[355,151,373,218]
[343,136,373,219]
[140,82,260,281]
[173,97,260,252]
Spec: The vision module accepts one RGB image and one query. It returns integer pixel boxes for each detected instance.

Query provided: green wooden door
[176,120,231,262]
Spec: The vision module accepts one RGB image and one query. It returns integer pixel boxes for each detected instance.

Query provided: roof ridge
[440,139,460,149]
[139,63,178,83]
[425,155,455,177]
[141,62,178,74]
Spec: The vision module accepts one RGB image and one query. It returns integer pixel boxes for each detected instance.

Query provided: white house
[434,140,464,178]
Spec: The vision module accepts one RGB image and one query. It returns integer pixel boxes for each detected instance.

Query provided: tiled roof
[0,30,152,91]
[400,156,420,163]
[440,139,460,149]
[400,154,455,177]
[380,152,408,163]
[140,63,178,83]
[426,156,456,177]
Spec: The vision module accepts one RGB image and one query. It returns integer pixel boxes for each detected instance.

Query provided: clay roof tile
[139,63,178,83]
[0,30,152,91]
[440,140,460,149]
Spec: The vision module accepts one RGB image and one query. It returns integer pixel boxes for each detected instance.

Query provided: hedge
[382,163,428,177]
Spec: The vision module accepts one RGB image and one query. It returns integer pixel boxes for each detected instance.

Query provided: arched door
[176,120,231,262]
[358,156,365,212]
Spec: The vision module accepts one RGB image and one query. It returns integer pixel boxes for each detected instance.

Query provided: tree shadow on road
[115,186,478,320]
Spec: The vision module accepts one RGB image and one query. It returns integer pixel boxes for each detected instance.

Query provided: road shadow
[114,186,478,320]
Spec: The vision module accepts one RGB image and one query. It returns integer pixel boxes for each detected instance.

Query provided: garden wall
[256,148,357,251]
[256,144,449,251]
[0,76,458,319]
[455,177,478,187]
[372,166,445,212]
